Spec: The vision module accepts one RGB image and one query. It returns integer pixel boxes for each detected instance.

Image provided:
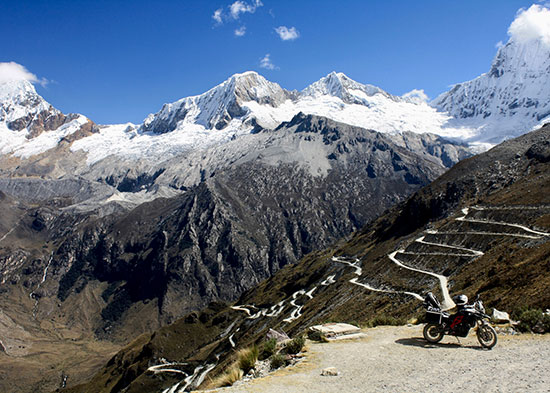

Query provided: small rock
[321,367,339,376]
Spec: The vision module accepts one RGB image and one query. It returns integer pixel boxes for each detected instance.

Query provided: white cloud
[0,62,47,86]
[508,4,550,46]
[235,26,246,36]
[212,8,223,24]
[260,54,277,70]
[230,0,262,19]
[213,1,262,25]
[275,26,300,41]
[402,89,428,104]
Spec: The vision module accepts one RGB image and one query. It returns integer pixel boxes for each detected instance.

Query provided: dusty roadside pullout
[209,325,550,393]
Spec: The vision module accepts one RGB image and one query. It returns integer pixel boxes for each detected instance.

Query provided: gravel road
[210,325,550,393]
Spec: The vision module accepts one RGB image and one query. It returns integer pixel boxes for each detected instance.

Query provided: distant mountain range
[2,29,550,168]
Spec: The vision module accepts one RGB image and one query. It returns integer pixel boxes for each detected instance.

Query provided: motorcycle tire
[477,324,497,349]
[423,323,444,343]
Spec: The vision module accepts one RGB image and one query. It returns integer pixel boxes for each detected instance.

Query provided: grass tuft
[215,366,243,387]
[237,345,259,374]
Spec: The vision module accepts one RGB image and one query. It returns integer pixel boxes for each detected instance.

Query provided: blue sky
[0,0,541,124]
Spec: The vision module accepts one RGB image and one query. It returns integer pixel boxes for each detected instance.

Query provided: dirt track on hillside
[209,325,550,393]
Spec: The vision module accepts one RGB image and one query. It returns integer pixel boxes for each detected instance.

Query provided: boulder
[266,329,290,343]
[492,308,511,323]
[309,323,360,338]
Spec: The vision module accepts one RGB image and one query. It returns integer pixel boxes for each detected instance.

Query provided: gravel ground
[208,325,550,393]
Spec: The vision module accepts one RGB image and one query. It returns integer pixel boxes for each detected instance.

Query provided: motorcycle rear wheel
[423,323,444,343]
[477,324,497,349]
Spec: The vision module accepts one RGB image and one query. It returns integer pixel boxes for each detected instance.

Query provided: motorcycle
[422,292,497,349]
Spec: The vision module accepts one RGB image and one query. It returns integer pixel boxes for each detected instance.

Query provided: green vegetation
[57,255,86,301]
[259,338,277,360]
[283,336,305,355]
[237,345,259,374]
[269,353,287,370]
[513,307,550,333]
[210,334,307,389]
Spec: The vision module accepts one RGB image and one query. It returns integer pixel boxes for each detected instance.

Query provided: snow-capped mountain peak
[141,71,294,134]
[0,79,40,102]
[72,71,452,164]
[0,79,63,135]
[0,79,55,120]
[6,10,550,165]
[0,78,94,159]
[223,70,292,106]
[432,32,550,144]
[303,71,393,104]
[302,71,347,97]
[489,38,550,79]
[431,5,550,144]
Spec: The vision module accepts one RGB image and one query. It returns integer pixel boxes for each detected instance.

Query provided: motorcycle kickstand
[454,336,461,344]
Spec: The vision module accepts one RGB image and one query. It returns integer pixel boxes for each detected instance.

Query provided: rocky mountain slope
[64,124,550,393]
[0,71,467,215]
[0,112,469,392]
[0,113,467,331]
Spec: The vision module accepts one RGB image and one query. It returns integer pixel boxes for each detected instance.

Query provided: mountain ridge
[61,124,550,393]
[3,27,550,167]
[3,25,550,166]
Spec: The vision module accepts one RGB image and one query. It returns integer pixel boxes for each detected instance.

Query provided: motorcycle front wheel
[423,323,444,343]
[477,324,497,349]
